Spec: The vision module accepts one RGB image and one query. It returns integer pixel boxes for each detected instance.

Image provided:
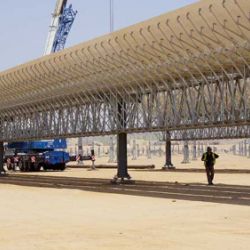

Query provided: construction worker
[30,155,36,171]
[13,154,19,171]
[90,154,95,170]
[76,154,82,164]
[6,158,12,171]
[90,149,96,170]
[201,147,219,185]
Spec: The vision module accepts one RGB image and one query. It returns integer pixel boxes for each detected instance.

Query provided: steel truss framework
[171,126,250,141]
[0,0,250,142]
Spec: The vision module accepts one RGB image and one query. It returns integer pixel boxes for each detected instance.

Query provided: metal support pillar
[136,144,140,157]
[182,141,190,164]
[111,100,132,184]
[192,141,197,160]
[108,136,115,163]
[153,144,156,156]
[171,144,175,155]
[159,145,163,157]
[116,133,130,178]
[244,140,247,157]
[78,137,83,155]
[232,145,236,155]
[200,143,204,155]
[131,139,137,160]
[74,144,77,155]
[163,131,174,169]
[97,146,101,157]
[147,141,151,159]
[197,142,201,157]
[0,141,5,175]
[239,142,243,156]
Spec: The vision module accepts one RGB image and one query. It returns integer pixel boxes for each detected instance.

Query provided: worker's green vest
[203,152,216,165]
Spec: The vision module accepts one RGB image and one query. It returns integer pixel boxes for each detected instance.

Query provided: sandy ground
[59,153,250,186]
[0,153,250,250]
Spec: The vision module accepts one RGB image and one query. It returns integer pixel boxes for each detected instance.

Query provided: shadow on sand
[132,168,250,174]
[0,174,249,206]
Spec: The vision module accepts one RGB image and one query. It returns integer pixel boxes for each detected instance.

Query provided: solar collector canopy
[0,0,249,114]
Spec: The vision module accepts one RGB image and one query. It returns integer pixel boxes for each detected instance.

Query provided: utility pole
[110,0,114,32]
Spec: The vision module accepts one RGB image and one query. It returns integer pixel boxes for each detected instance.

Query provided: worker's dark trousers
[205,164,214,184]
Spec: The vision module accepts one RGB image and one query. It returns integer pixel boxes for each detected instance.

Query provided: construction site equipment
[5,0,77,171]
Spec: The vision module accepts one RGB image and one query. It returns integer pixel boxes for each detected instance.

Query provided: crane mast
[44,0,77,55]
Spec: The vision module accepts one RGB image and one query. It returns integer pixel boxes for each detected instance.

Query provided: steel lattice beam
[0,0,250,141]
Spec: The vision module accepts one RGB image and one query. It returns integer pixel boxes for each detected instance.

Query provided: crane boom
[44,0,76,55]
[44,0,67,55]
[54,0,67,15]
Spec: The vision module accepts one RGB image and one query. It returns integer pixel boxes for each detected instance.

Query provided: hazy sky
[0,0,198,71]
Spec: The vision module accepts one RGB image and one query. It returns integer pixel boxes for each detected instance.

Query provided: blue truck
[5,139,69,171]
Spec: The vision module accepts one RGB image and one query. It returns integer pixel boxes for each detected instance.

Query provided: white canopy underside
[0,0,249,112]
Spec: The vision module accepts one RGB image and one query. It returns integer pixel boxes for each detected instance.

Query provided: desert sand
[0,152,249,250]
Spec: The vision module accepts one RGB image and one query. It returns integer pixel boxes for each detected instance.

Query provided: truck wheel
[60,164,66,171]
[35,164,41,172]
[26,162,31,172]
[19,165,25,171]
[7,163,13,171]
[20,161,28,172]
[18,162,23,171]
[52,166,58,171]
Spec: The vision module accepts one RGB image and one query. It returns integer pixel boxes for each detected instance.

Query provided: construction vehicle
[5,0,77,171]
[5,140,69,171]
